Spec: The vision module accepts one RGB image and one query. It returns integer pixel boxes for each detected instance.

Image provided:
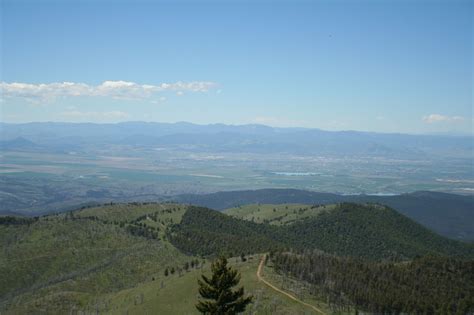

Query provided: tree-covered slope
[168,206,286,257]
[350,191,474,241]
[173,189,474,241]
[285,203,473,260]
[271,252,474,314]
[0,203,192,314]
[170,203,474,260]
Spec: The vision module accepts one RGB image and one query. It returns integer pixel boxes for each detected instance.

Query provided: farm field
[2,147,473,216]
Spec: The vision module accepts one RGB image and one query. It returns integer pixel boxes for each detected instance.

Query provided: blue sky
[1,0,472,134]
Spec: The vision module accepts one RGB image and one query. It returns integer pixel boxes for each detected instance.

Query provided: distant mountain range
[0,137,41,151]
[1,121,472,157]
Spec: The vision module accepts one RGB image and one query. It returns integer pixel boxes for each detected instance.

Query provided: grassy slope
[224,203,334,225]
[75,203,186,224]
[102,255,332,315]
[0,203,192,314]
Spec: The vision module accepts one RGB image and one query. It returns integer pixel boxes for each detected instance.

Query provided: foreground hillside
[0,203,192,313]
[0,203,332,314]
[1,201,473,314]
[100,255,331,315]
[270,252,474,314]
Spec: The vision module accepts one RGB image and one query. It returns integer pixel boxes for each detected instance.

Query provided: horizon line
[1,120,472,137]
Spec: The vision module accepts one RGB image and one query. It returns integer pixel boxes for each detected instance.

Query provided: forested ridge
[271,251,474,314]
[169,204,474,260]
[174,189,474,241]
[284,203,473,260]
[168,206,286,256]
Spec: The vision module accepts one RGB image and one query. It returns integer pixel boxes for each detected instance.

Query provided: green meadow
[224,203,335,225]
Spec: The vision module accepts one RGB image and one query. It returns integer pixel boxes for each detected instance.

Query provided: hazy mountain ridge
[1,122,472,157]
[0,137,41,151]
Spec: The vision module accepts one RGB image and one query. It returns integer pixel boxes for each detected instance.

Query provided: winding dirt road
[256,255,327,315]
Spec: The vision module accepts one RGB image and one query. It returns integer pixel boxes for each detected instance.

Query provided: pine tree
[196,257,252,314]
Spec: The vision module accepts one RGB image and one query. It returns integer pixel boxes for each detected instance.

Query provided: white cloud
[422,114,465,124]
[156,81,215,92]
[0,80,217,102]
[0,82,91,102]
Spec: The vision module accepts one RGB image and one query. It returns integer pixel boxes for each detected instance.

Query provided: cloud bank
[0,80,217,102]
[422,114,465,124]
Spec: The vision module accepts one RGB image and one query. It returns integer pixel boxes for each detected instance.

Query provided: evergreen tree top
[196,257,252,314]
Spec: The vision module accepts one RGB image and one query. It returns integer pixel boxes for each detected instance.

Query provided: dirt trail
[257,255,327,315]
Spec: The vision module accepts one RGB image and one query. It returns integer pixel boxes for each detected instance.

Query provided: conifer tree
[196,257,252,314]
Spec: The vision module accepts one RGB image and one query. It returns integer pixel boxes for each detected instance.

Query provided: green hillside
[100,255,331,315]
[2,201,473,314]
[224,203,334,225]
[171,203,474,260]
[284,203,474,260]
[1,203,333,314]
[0,203,193,314]
[169,206,286,257]
[175,189,474,241]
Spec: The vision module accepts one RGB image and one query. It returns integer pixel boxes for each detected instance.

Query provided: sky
[0,0,472,134]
